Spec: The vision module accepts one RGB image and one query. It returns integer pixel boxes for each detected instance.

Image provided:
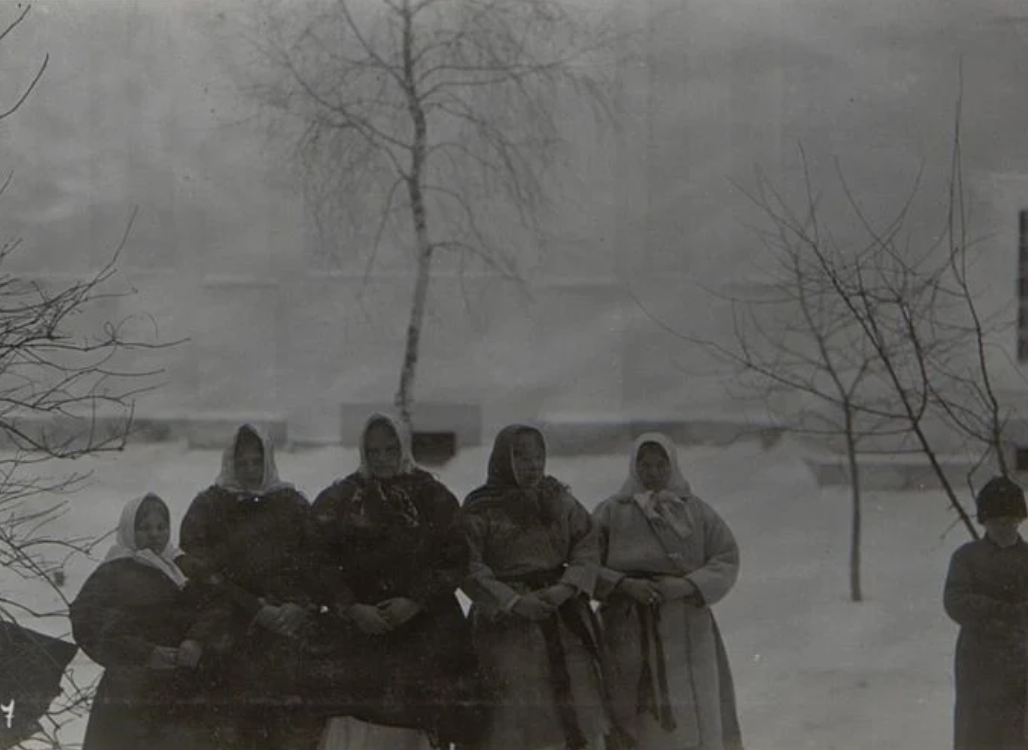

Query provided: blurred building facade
[3,0,1028,457]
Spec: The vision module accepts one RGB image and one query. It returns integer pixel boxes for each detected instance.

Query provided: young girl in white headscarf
[71,493,227,750]
[592,433,744,750]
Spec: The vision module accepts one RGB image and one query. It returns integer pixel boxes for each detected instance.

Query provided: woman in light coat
[593,433,743,750]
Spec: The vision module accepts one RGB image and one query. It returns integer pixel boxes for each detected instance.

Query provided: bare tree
[728,147,1001,545]
[811,93,1011,542]
[0,226,179,750]
[0,6,180,746]
[244,0,617,428]
[919,89,1012,482]
[636,155,917,603]
[678,176,904,601]
[639,102,1016,602]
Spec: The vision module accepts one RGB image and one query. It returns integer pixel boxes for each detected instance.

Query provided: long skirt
[469,605,609,750]
[601,598,743,750]
[81,670,218,750]
[317,716,433,750]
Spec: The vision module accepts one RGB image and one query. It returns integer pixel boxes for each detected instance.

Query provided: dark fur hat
[976,476,1028,523]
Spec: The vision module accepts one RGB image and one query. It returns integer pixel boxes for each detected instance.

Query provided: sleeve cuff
[688,569,734,607]
[561,565,597,596]
[686,576,707,605]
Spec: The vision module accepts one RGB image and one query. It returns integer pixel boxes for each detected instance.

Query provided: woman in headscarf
[593,433,743,750]
[179,423,319,750]
[461,424,622,750]
[70,493,227,750]
[308,412,480,750]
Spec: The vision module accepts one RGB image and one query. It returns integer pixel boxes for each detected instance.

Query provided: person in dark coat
[0,620,78,749]
[70,493,227,750]
[308,412,480,750]
[179,423,320,750]
[944,475,1028,750]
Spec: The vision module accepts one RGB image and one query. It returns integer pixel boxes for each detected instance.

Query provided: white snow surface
[6,437,965,750]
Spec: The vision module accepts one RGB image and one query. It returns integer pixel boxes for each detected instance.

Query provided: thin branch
[0,53,47,122]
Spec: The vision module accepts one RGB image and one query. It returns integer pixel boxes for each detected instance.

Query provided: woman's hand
[255,604,279,631]
[618,577,663,607]
[345,603,394,635]
[147,646,180,671]
[512,593,558,621]
[176,639,203,669]
[276,602,311,637]
[538,583,577,608]
[255,602,310,638]
[377,597,422,628]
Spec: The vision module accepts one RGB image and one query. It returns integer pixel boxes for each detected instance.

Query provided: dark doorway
[412,431,458,466]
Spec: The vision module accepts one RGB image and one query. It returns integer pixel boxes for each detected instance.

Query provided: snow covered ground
[7,436,968,749]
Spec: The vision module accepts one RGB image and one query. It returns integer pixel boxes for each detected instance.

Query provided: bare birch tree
[244,0,616,428]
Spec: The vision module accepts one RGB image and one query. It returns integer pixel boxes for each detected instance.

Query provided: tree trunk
[396,238,432,432]
[394,0,431,434]
[843,407,863,603]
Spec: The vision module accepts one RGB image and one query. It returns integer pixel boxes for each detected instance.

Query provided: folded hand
[347,603,393,635]
[255,603,309,638]
[176,639,203,669]
[537,584,576,608]
[656,576,699,602]
[512,593,557,621]
[377,597,422,628]
[619,577,663,606]
[147,646,179,671]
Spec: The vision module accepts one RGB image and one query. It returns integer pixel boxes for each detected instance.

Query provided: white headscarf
[104,494,188,589]
[357,412,416,479]
[215,423,295,496]
[616,432,695,539]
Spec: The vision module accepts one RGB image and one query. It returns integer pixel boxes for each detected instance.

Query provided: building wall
[5,0,1028,450]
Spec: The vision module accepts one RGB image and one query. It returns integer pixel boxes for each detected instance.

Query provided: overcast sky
[0,0,1024,281]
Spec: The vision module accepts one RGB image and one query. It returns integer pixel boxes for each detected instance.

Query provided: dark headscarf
[464,424,566,524]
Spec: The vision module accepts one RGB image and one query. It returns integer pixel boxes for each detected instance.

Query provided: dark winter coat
[307,468,482,744]
[0,622,78,749]
[178,484,317,704]
[70,559,228,750]
[944,536,1028,750]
